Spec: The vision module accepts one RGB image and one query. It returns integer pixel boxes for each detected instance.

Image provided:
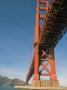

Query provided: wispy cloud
[58,74,67,86]
[0,66,27,81]
[0,66,67,86]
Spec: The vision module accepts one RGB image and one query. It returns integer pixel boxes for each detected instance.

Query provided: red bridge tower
[32,0,59,86]
[26,0,67,87]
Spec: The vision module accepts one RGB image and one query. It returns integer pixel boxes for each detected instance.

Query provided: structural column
[32,0,40,86]
[49,48,57,80]
[49,48,59,87]
[33,0,39,80]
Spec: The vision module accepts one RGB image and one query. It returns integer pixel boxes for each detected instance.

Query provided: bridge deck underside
[40,0,67,49]
[26,0,67,83]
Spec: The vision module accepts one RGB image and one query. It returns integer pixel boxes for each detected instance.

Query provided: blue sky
[0,0,67,86]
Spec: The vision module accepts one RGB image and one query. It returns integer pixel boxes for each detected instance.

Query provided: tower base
[32,80,40,87]
[32,80,59,87]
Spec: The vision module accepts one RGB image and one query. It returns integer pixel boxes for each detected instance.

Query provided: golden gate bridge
[26,0,67,87]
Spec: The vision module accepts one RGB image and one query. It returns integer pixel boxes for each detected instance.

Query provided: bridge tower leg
[32,0,40,86]
[32,0,59,87]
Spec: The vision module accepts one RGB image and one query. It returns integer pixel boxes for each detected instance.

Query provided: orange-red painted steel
[34,0,39,80]
[26,0,67,83]
[33,0,57,81]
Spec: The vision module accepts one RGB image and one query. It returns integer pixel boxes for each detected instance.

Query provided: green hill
[0,75,27,86]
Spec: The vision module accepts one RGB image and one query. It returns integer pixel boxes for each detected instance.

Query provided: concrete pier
[32,80,59,87]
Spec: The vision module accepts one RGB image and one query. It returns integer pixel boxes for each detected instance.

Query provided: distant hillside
[0,75,27,86]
